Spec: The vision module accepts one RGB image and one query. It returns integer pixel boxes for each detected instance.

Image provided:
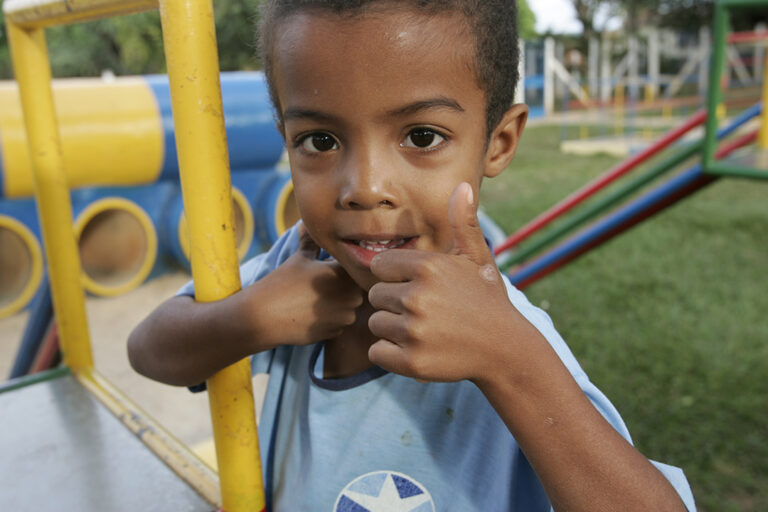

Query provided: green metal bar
[718,0,768,7]
[500,142,702,271]
[0,366,70,394]
[706,162,768,179]
[703,3,728,173]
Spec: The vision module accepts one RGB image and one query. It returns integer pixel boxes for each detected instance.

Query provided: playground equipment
[0,72,298,316]
[0,198,43,317]
[2,0,765,510]
[495,0,767,289]
[2,0,265,510]
[703,0,768,178]
[0,72,284,198]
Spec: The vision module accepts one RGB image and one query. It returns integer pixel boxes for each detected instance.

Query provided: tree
[610,0,762,32]
[0,0,260,79]
[518,0,538,40]
[571,0,603,42]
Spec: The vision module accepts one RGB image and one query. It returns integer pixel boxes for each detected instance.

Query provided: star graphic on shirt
[335,471,435,512]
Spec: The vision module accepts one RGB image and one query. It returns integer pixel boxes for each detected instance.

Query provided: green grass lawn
[481,123,768,511]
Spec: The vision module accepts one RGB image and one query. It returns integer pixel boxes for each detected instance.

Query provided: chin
[350,272,378,292]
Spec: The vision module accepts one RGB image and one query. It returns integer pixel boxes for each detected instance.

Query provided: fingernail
[465,183,473,206]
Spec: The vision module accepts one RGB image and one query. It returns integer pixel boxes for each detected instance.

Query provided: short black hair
[258,0,519,137]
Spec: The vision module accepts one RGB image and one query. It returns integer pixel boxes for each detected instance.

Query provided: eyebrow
[387,97,465,117]
[282,97,465,124]
[282,108,339,123]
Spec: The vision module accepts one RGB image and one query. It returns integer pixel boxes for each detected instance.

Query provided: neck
[323,299,378,379]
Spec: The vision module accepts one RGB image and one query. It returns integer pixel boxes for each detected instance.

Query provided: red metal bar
[30,322,60,374]
[728,31,768,44]
[494,109,708,256]
[515,130,759,289]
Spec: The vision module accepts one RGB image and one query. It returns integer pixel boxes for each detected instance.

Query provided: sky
[530,0,582,34]
[530,0,622,35]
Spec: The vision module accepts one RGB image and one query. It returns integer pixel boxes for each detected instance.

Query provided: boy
[128,1,696,510]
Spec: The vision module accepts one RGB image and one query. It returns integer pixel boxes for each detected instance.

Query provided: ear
[483,103,528,178]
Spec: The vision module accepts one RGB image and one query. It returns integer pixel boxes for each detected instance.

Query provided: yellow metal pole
[643,84,655,141]
[5,21,93,371]
[4,0,158,28]
[158,1,265,511]
[615,84,625,136]
[758,47,768,149]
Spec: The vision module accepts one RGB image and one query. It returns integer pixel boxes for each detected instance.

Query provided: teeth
[356,239,407,251]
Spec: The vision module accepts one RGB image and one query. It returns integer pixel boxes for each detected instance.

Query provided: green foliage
[518,0,538,40]
[586,0,764,32]
[0,0,260,79]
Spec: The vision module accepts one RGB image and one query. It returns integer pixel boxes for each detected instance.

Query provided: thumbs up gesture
[368,182,517,382]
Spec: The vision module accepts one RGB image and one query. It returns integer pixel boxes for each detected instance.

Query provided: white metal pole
[648,28,660,99]
[589,37,599,101]
[601,36,612,104]
[698,25,711,98]
[515,39,526,105]
[544,37,555,115]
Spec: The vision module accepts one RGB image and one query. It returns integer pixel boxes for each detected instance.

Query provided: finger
[368,339,410,375]
[449,182,494,265]
[297,221,321,258]
[368,281,409,314]
[370,249,431,282]
[368,309,408,343]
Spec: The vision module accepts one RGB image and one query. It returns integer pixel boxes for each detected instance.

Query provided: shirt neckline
[308,342,389,391]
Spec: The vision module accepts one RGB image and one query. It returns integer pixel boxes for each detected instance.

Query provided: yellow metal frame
[76,368,220,505]
[4,1,266,510]
[3,0,158,28]
[179,186,255,263]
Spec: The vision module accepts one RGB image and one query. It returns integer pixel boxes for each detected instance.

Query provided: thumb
[449,182,493,265]
[297,221,321,258]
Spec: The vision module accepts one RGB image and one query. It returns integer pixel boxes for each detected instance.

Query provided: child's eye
[298,133,339,153]
[402,128,446,150]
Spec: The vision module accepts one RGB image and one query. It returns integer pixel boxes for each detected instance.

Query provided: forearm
[474,321,686,512]
[127,292,274,387]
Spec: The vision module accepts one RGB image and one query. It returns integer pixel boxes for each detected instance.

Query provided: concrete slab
[0,373,215,511]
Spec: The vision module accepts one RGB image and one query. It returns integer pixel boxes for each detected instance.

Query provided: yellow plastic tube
[73,197,158,297]
[0,80,164,198]
[0,214,43,318]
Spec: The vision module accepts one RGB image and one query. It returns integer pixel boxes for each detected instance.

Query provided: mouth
[341,236,418,267]
[353,238,412,252]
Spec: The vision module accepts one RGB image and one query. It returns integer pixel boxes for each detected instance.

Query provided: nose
[337,147,398,210]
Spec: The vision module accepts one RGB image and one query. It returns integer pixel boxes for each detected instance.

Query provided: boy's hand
[368,183,519,382]
[246,223,364,348]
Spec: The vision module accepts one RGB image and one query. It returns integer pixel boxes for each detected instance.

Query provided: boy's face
[273,8,525,290]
